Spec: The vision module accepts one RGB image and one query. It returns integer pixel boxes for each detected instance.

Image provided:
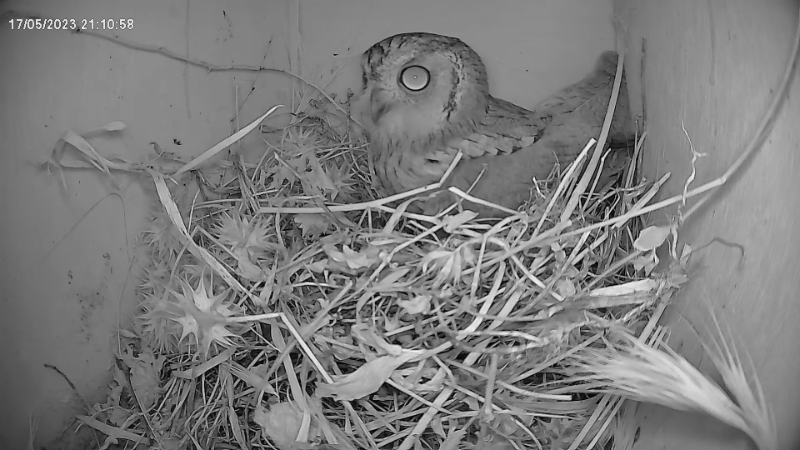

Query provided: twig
[43,364,102,449]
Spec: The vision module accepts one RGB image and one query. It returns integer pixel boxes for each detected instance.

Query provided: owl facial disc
[359,32,491,143]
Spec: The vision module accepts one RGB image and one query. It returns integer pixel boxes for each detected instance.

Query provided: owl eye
[399,66,430,91]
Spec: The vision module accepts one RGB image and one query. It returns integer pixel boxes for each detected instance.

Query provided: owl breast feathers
[357,32,633,217]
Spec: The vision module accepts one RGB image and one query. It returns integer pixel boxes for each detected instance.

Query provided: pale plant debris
[45,87,774,450]
[566,325,775,450]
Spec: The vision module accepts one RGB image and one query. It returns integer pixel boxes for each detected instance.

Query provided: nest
[42,66,776,450]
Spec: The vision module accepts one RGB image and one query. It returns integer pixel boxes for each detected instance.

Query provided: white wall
[616,0,800,449]
[0,0,615,448]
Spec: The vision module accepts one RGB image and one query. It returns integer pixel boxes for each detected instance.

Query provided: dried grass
[41,86,778,450]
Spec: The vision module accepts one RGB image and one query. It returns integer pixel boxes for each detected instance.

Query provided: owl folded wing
[403,116,542,186]
[442,96,545,159]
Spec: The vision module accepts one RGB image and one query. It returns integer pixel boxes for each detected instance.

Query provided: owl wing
[397,51,629,193]
[445,96,546,159]
[532,51,630,139]
[408,96,545,185]
[444,51,622,162]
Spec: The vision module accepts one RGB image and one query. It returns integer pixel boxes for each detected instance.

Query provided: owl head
[358,32,491,146]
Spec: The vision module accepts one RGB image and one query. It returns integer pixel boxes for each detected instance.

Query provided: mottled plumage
[358,32,633,217]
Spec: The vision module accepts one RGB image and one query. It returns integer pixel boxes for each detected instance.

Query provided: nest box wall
[614,0,800,449]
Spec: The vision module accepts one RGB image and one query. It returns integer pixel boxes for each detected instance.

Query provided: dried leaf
[384,314,400,333]
[307,259,329,273]
[271,163,297,188]
[234,248,263,281]
[555,279,577,298]
[634,225,671,252]
[462,397,479,410]
[126,350,165,409]
[253,402,317,450]
[324,244,377,271]
[307,157,338,197]
[398,295,432,315]
[351,323,403,356]
[372,268,410,292]
[441,210,478,233]
[589,279,658,297]
[423,249,463,287]
[325,162,358,201]
[440,429,468,450]
[316,350,423,401]
[632,254,656,274]
[294,214,332,238]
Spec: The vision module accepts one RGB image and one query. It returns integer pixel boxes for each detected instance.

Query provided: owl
[357,32,633,217]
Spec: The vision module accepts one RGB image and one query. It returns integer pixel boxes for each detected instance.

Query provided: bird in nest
[356,31,635,218]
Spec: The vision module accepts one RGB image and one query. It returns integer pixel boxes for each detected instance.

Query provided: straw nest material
[43,75,776,450]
